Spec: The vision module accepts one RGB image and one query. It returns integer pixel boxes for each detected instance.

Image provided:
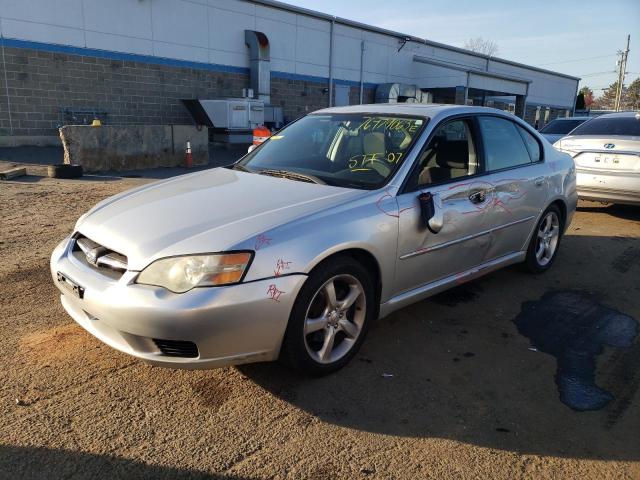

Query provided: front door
[394,117,491,294]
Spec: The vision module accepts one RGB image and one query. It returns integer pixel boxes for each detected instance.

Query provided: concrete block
[59,125,208,172]
[0,167,27,180]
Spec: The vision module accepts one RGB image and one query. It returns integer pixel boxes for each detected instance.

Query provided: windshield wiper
[257,169,326,185]
[231,163,251,172]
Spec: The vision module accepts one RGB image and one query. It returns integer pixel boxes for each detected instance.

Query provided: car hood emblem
[604,143,615,149]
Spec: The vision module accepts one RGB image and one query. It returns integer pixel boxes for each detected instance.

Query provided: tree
[464,37,498,57]
[593,77,640,111]
[624,77,640,110]
[579,86,594,109]
[575,92,585,110]
[592,81,620,110]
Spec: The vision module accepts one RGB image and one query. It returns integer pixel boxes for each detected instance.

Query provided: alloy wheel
[303,274,366,364]
[535,211,560,266]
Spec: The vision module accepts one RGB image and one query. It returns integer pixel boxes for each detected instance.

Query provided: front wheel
[524,205,563,273]
[280,256,375,375]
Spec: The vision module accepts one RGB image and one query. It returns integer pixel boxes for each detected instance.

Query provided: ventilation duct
[375,83,430,104]
[245,30,271,104]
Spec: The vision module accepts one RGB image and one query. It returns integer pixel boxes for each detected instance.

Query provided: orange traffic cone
[253,126,271,146]
[185,141,193,168]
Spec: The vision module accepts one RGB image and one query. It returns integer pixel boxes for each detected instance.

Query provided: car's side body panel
[235,191,401,303]
[395,181,492,295]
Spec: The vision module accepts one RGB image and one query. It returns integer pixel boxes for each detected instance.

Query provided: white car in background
[554,112,640,205]
[539,117,590,144]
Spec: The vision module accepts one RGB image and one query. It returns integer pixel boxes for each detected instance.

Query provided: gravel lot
[1,172,639,479]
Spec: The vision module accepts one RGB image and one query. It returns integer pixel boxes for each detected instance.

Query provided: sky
[285,0,640,97]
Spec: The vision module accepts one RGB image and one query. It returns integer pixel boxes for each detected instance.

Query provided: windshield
[540,119,586,134]
[570,115,640,136]
[237,113,427,189]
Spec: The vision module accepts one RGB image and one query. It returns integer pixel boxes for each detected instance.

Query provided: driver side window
[414,119,478,188]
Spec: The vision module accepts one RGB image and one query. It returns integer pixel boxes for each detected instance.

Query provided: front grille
[72,234,128,278]
[153,339,199,358]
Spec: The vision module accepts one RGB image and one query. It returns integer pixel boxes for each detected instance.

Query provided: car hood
[555,135,640,153]
[77,168,363,270]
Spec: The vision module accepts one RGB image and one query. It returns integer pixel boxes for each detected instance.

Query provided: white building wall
[0,0,578,107]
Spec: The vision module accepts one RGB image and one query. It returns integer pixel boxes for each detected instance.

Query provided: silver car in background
[554,112,640,205]
[539,116,590,144]
[51,105,577,375]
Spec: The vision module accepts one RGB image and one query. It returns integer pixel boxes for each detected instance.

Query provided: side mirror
[418,192,443,233]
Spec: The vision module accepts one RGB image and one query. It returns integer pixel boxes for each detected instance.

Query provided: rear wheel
[280,256,374,375]
[524,205,563,273]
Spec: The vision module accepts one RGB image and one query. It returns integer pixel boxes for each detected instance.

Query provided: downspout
[0,34,14,136]
[522,82,530,120]
[359,41,365,104]
[245,30,271,104]
[464,71,470,105]
[328,18,335,107]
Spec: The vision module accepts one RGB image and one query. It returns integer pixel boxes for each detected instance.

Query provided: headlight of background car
[136,253,252,293]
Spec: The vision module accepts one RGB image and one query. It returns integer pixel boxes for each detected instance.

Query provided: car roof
[313,103,517,118]
[594,111,640,119]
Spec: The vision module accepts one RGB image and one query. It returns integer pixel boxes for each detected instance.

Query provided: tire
[280,255,375,376]
[48,164,83,179]
[524,204,563,273]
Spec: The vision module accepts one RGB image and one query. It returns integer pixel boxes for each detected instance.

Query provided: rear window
[540,119,586,134]
[571,116,640,136]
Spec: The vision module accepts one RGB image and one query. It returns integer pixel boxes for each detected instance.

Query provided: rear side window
[571,116,640,136]
[517,125,542,163]
[478,116,532,171]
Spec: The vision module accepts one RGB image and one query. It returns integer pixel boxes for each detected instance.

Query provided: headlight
[136,252,252,293]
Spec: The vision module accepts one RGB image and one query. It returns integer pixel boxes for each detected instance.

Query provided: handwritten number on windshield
[349,152,404,171]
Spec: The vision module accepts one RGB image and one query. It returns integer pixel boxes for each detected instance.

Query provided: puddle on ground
[514,290,638,411]
[611,246,640,274]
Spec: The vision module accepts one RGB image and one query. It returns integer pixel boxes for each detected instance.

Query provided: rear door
[475,115,549,260]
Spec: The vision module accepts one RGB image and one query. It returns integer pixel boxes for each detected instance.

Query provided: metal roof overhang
[413,55,530,96]
[249,0,581,82]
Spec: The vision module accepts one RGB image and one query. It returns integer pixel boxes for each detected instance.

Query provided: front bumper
[576,169,640,205]
[50,238,307,369]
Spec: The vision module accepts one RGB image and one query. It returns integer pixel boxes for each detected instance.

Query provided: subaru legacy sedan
[51,105,576,375]
[554,111,640,205]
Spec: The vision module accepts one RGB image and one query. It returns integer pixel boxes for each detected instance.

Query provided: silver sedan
[51,105,577,374]
[554,111,640,206]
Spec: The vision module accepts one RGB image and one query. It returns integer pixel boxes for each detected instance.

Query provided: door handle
[469,190,487,204]
[534,176,545,187]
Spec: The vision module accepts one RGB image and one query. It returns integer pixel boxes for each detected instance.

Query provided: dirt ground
[1,173,639,480]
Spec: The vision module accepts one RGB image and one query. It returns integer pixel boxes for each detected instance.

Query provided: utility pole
[614,34,630,112]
